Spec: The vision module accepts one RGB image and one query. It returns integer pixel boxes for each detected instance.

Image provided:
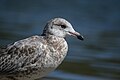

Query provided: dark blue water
[0,0,120,80]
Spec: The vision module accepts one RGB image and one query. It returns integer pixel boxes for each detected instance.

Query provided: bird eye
[61,25,66,29]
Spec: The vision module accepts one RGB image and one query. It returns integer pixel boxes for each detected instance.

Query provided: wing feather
[0,36,46,74]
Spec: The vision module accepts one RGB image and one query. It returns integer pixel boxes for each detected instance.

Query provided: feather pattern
[0,36,45,73]
[0,35,68,80]
[0,18,83,80]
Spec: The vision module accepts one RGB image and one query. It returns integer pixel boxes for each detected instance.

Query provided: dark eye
[61,25,66,29]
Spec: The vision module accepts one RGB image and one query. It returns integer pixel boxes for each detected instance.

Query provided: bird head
[42,18,84,40]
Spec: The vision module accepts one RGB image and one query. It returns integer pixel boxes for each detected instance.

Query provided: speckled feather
[0,35,68,80]
[0,18,83,80]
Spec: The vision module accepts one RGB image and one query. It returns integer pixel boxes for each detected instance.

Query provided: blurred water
[0,0,120,80]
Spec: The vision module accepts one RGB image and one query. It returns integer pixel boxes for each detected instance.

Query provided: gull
[0,18,84,80]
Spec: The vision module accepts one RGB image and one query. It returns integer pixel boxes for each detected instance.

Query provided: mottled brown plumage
[0,18,83,80]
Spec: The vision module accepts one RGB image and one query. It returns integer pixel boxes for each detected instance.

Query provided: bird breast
[42,35,68,68]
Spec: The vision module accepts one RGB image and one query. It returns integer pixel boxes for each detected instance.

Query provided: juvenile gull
[0,18,84,80]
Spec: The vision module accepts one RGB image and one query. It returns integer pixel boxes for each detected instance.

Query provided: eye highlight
[61,25,67,29]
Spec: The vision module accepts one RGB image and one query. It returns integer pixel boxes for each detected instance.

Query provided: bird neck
[42,34,67,51]
[44,34,65,44]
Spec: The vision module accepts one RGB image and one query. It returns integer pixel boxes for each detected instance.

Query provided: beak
[69,31,84,40]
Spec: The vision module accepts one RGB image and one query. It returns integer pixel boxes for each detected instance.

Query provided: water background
[0,0,120,80]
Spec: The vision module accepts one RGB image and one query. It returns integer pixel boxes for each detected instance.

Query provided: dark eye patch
[54,23,67,29]
[61,25,67,29]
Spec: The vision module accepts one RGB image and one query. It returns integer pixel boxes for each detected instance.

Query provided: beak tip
[69,31,84,40]
[77,35,84,41]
